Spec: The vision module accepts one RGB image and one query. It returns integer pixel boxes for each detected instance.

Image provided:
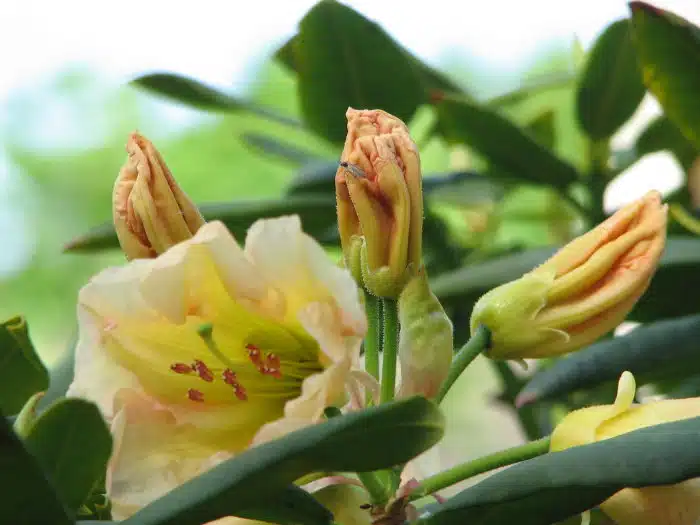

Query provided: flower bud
[336,109,423,298]
[113,132,205,260]
[470,191,667,359]
[397,269,453,399]
[551,372,700,525]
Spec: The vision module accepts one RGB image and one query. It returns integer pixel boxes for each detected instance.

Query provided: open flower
[113,132,205,260]
[67,217,369,519]
[470,191,667,359]
[551,372,700,525]
[335,108,423,298]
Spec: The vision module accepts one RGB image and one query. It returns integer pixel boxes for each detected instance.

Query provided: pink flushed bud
[113,133,205,260]
[336,109,423,298]
[471,191,668,359]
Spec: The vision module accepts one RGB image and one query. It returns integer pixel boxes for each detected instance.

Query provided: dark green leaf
[576,19,646,139]
[132,73,301,127]
[418,417,700,525]
[525,110,557,150]
[240,133,326,166]
[0,413,72,525]
[433,93,580,188]
[24,398,112,516]
[518,313,700,405]
[486,72,577,107]
[123,396,443,525]
[287,0,450,143]
[635,115,697,169]
[63,196,338,254]
[0,316,49,415]
[286,161,339,196]
[630,2,700,149]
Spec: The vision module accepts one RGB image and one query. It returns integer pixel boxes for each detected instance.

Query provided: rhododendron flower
[551,371,700,525]
[67,217,369,519]
[471,191,667,359]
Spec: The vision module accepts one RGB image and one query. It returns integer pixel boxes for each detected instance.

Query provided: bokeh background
[2,0,698,473]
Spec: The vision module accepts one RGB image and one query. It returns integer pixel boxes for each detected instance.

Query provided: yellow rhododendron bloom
[551,371,700,525]
[67,217,370,519]
[471,191,667,359]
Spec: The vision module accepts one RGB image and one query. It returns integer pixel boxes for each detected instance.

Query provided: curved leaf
[630,2,700,149]
[418,416,700,525]
[576,19,646,140]
[240,133,325,166]
[0,316,49,415]
[123,396,443,525]
[635,115,697,169]
[518,313,700,405]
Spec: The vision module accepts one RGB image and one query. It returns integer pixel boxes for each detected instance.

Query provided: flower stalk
[380,298,399,404]
[435,325,490,404]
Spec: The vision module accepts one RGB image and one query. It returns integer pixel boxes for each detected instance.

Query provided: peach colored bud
[471,191,667,359]
[336,108,423,298]
[113,132,205,260]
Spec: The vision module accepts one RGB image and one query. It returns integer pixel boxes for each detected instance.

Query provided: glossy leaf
[635,115,697,169]
[63,196,338,254]
[132,73,301,127]
[24,398,112,516]
[0,316,49,416]
[576,19,645,140]
[433,93,580,188]
[630,2,700,149]
[123,396,443,525]
[418,416,700,525]
[518,313,700,405]
[0,413,72,525]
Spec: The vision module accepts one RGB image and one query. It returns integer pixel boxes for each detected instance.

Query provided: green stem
[380,298,399,404]
[409,437,551,500]
[435,325,490,404]
[363,291,382,381]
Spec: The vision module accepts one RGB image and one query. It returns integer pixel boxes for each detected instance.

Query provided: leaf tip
[628,1,664,17]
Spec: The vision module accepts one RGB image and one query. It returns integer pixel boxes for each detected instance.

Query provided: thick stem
[380,298,399,404]
[409,437,551,500]
[363,291,382,381]
[435,325,490,404]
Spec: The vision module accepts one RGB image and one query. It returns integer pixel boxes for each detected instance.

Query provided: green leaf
[240,133,326,166]
[0,316,49,416]
[433,93,580,188]
[132,73,301,127]
[123,396,443,525]
[635,115,697,169]
[518,313,700,405]
[286,0,453,143]
[418,416,700,525]
[630,2,700,149]
[0,413,72,525]
[63,196,338,254]
[576,19,646,140]
[24,398,112,516]
[486,72,577,107]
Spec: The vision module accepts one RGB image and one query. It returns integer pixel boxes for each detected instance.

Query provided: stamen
[222,368,238,385]
[233,384,248,401]
[246,344,262,366]
[187,388,205,402]
[193,360,214,382]
[171,363,194,374]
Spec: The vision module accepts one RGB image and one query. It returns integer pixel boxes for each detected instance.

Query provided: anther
[171,363,194,374]
[222,368,238,385]
[187,388,205,402]
[193,360,214,382]
[233,384,248,401]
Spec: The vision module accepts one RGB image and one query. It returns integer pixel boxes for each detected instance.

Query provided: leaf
[240,133,326,166]
[630,2,700,149]
[0,316,49,415]
[286,0,453,143]
[635,115,697,169]
[526,110,556,150]
[63,196,338,254]
[518,313,700,405]
[0,413,72,525]
[486,72,577,107]
[123,396,443,525]
[576,19,646,140]
[432,93,580,188]
[132,73,301,127]
[417,416,700,525]
[24,398,112,517]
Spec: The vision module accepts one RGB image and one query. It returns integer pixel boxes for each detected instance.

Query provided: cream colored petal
[108,389,232,520]
[297,301,363,365]
[244,216,366,336]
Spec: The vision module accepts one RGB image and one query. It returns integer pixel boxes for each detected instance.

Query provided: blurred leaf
[526,110,556,150]
[132,73,301,127]
[518,314,700,405]
[576,19,646,140]
[64,196,339,254]
[123,396,443,525]
[417,416,700,525]
[283,0,455,143]
[24,398,112,516]
[241,133,326,166]
[0,413,72,525]
[431,237,700,322]
[486,72,577,107]
[433,93,580,188]
[630,2,700,149]
[0,316,49,416]
[286,161,339,196]
[635,115,697,169]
